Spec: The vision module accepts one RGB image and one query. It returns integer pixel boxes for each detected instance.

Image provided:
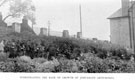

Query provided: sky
[32,0,121,40]
[0,0,121,40]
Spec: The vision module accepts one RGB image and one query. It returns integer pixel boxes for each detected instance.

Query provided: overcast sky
[32,0,121,40]
[0,0,121,40]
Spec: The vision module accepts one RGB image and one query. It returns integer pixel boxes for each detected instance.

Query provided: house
[0,13,36,37]
[108,0,135,52]
[20,16,36,35]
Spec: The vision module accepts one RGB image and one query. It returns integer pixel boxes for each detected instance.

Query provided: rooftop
[107,8,128,19]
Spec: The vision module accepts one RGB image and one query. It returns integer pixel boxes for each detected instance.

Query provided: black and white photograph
[0,0,134,80]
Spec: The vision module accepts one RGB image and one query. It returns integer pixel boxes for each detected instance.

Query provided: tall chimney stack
[122,0,129,16]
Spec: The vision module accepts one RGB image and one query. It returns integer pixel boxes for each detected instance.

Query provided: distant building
[0,13,35,36]
[77,32,82,38]
[108,0,135,52]
[0,12,7,27]
[63,30,69,37]
[92,38,98,41]
[70,35,77,38]
[39,28,47,36]
[50,30,62,37]
[20,16,36,35]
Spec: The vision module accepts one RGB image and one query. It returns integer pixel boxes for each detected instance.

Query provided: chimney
[77,32,82,38]
[0,12,2,21]
[12,22,21,33]
[22,16,28,25]
[63,30,69,37]
[40,28,47,36]
[122,0,129,16]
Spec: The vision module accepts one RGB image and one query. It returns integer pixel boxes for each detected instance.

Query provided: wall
[0,26,14,37]
[12,23,21,33]
[110,17,130,48]
[50,30,62,37]
[63,30,69,37]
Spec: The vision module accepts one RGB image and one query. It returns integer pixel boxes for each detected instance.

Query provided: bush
[0,32,134,73]
[17,55,32,63]
[0,59,35,72]
[56,60,74,72]
[53,38,80,59]
[0,52,8,62]
[3,32,133,61]
[0,61,15,72]
[83,57,108,73]
[103,58,135,73]
[56,58,80,73]
[34,61,55,72]
[32,58,47,64]
[14,61,36,72]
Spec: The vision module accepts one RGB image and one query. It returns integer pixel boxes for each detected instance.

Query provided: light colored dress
[0,40,5,52]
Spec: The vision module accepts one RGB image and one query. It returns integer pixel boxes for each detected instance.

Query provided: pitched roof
[107,8,128,19]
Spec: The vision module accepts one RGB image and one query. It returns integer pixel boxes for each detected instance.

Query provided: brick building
[0,14,35,37]
[20,16,36,35]
[108,0,135,52]
[0,12,7,27]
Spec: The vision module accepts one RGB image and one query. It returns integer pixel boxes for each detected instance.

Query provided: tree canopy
[0,0,9,7]
[0,0,36,25]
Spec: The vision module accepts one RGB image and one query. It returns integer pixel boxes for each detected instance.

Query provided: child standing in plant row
[0,40,8,61]
[0,40,5,52]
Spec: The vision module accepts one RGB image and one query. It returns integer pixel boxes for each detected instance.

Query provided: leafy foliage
[3,0,36,22]
[0,33,134,73]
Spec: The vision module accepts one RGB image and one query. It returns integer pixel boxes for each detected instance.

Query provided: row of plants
[1,32,134,61]
[0,54,135,73]
[0,32,134,73]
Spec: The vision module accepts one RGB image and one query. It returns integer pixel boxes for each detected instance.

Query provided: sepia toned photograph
[0,0,135,75]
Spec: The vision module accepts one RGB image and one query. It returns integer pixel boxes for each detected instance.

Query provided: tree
[2,0,36,24]
[25,3,36,30]
[0,0,9,7]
